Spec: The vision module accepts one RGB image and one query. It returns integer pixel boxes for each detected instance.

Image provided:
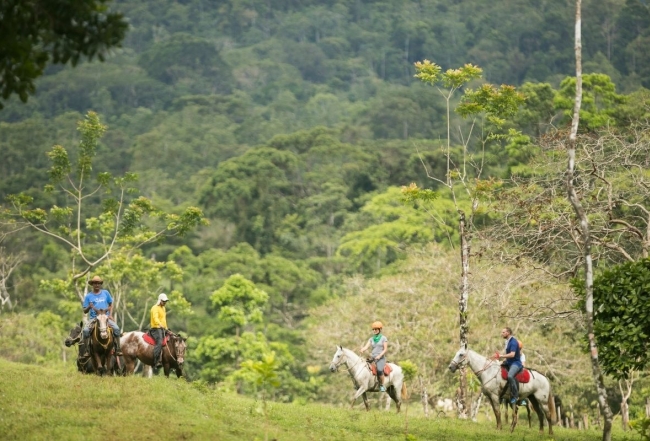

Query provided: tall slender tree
[566,2,614,440]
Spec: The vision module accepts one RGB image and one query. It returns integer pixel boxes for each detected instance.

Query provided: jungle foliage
[0,0,649,413]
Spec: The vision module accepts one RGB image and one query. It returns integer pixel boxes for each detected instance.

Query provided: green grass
[0,359,635,441]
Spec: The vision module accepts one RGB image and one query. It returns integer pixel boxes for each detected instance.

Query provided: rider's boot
[81,335,91,358]
[114,335,123,356]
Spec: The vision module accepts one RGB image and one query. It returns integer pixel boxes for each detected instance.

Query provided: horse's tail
[548,391,557,425]
[401,381,408,400]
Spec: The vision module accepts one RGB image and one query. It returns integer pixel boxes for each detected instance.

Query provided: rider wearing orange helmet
[359,320,388,392]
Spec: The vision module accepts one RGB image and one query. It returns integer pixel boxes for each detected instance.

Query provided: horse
[121,330,187,378]
[65,321,124,375]
[449,347,556,434]
[89,310,116,376]
[329,346,407,412]
[64,321,95,374]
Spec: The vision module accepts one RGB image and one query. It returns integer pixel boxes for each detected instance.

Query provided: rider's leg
[376,357,386,391]
[108,319,122,355]
[82,322,92,357]
[152,328,164,368]
[507,364,522,403]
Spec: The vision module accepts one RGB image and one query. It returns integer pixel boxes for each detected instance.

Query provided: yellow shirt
[150,303,167,329]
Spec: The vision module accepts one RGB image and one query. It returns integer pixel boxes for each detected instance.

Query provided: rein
[452,352,497,377]
[334,351,363,375]
[164,339,177,363]
[163,332,183,364]
[93,322,113,350]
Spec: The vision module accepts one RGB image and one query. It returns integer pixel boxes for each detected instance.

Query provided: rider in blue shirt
[493,327,522,404]
[81,275,122,356]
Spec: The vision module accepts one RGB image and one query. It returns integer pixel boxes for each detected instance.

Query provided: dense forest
[1,0,650,426]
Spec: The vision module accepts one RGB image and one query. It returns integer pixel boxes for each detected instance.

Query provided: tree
[563,2,614,438]
[0,246,23,311]
[2,112,206,301]
[0,0,128,108]
[576,258,650,378]
[408,60,524,418]
[210,274,269,337]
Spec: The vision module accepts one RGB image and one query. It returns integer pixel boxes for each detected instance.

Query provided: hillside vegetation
[1,0,650,431]
[0,358,623,441]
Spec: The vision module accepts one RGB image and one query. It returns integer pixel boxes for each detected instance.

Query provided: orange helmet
[518,340,524,349]
[371,321,383,330]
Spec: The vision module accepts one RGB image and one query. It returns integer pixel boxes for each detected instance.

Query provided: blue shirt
[503,336,522,369]
[83,290,113,319]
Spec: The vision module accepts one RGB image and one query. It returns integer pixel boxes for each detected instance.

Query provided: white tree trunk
[456,211,470,419]
[566,2,613,439]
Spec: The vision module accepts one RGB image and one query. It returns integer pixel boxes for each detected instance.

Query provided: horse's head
[64,321,83,347]
[96,310,109,339]
[172,334,187,367]
[449,346,468,373]
[329,345,345,372]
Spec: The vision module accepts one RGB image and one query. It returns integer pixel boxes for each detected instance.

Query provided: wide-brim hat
[88,275,103,285]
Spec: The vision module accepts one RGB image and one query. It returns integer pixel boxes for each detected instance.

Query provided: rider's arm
[359,340,370,353]
[82,296,94,314]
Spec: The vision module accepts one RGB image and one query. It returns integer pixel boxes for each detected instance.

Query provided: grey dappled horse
[449,347,556,434]
[329,346,407,412]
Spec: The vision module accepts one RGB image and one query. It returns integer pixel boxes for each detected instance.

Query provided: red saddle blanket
[501,367,531,383]
[143,333,168,346]
[370,363,392,376]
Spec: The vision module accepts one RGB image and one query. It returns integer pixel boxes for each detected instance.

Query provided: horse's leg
[510,402,519,433]
[536,391,554,435]
[92,351,102,376]
[123,355,136,375]
[525,400,532,428]
[361,392,370,411]
[488,395,502,430]
[351,386,368,409]
[387,385,400,413]
[528,395,545,433]
[175,365,184,378]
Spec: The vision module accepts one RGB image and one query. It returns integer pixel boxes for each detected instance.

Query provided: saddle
[368,361,392,376]
[500,367,531,383]
[143,329,169,346]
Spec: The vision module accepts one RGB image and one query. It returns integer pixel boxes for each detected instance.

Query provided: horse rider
[493,326,523,404]
[150,293,168,369]
[359,320,388,392]
[81,275,122,356]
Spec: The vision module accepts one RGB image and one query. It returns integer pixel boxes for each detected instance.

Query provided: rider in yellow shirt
[150,293,168,368]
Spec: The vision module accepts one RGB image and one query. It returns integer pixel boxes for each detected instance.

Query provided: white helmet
[158,293,169,302]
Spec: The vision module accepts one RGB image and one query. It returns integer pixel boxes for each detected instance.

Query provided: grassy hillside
[0,358,629,441]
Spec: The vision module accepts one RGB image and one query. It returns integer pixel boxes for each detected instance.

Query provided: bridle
[93,320,113,350]
[449,352,468,370]
[332,351,363,375]
[450,351,496,377]
[163,333,185,364]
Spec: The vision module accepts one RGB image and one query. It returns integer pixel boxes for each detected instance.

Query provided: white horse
[329,346,407,412]
[449,347,556,434]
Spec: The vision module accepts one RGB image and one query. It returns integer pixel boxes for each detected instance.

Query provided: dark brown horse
[64,321,95,374]
[121,330,187,378]
[90,310,116,376]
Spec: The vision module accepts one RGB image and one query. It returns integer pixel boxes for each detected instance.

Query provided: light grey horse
[329,346,407,412]
[449,346,556,434]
